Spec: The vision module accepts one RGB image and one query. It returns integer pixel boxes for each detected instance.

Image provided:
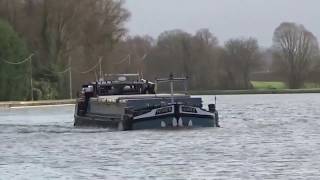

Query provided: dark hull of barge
[74,114,217,130]
[74,101,218,131]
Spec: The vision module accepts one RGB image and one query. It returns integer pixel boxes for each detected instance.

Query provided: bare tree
[191,29,219,89]
[110,35,153,76]
[273,22,319,89]
[194,28,218,48]
[222,38,260,89]
[308,56,320,84]
[148,30,193,78]
[141,29,222,90]
[0,0,19,27]
[0,0,130,99]
[81,0,130,74]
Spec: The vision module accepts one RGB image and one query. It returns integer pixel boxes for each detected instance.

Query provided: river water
[1,94,320,180]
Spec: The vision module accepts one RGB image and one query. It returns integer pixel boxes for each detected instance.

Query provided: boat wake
[0,124,114,134]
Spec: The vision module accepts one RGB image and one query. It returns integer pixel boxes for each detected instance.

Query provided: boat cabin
[80,74,156,97]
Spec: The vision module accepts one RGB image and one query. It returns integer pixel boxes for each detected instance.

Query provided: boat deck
[92,94,190,103]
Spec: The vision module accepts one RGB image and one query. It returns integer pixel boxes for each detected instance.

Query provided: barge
[74,74,219,130]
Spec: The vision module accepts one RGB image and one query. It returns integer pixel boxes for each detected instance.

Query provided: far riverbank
[188,88,320,95]
[0,99,75,108]
[1,89,319,108]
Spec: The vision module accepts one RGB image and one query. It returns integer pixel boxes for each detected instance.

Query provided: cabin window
[182,106,197,113]
[156,107,173,115]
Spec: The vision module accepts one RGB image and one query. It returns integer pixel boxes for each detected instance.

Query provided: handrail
[156,77,188,82]
[155,74,189,103]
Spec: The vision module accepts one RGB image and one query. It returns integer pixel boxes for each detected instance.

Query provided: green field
[184,81,320,95]
[252,81,320,90]
[251,81,287,90]
[305,83,320,89]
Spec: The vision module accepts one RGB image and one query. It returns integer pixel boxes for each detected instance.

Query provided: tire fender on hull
[118,115,133,131]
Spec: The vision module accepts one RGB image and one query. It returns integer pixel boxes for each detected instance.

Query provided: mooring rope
[76,58,102,74]
[0,54,33,65]
[113,54,130,65]
[38,66,71,77]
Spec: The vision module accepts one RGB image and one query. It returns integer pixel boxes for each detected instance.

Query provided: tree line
[0,0,129,100]
[0,0,319,101]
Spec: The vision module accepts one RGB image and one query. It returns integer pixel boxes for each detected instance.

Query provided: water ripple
[1,94,320,179]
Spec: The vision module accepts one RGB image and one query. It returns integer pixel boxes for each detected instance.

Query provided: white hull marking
[178,118,183,127]
[188,120,193,127]
[161,121,166,128]
[172,118,178,127]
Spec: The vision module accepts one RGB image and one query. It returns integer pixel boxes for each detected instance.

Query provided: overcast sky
[125,0,319,47]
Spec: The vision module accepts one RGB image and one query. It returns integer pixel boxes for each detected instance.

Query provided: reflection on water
[1,94,320,179]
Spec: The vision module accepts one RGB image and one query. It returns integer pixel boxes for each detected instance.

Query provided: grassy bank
[252,81,320,90]
[189,81,320,95]
[188,88,320,95]
[251,81,286,90]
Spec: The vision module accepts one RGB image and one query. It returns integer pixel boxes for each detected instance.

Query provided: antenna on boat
[215,96,217,107]
[169,73,174,104]
[98,57,103,81]
[184,76,189,95]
